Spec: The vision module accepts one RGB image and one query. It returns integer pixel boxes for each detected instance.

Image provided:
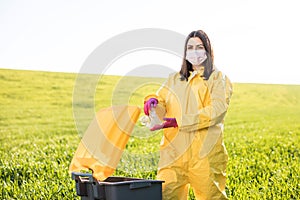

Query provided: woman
[144,30,233,199]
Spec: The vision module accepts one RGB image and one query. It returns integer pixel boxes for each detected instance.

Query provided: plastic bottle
[147,105,162,129]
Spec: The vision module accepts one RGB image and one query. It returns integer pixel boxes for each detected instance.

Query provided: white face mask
[185,49,207,66]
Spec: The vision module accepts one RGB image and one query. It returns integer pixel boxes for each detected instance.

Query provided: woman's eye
[196,45,204,49]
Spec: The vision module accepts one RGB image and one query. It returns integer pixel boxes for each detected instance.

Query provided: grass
[0,68,299,199]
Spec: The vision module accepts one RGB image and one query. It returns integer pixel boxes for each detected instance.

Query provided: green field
[0,68,299,199]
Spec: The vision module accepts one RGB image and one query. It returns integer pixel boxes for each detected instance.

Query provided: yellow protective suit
[146,68,232,200]
[69,105,141,180]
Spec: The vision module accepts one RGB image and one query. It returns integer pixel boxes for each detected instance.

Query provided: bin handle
[129,181,151,189]
[71,172,94,182]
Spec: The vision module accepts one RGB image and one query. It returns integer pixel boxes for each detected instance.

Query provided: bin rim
[72,172,165,185]
[99,176,164,186]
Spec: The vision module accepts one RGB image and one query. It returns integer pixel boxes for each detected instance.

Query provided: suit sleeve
[180,71,233,131]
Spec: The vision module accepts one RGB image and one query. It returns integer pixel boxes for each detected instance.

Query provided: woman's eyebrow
[187,43,203,46]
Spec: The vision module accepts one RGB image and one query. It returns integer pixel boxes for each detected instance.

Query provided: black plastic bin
[72,172,164,200]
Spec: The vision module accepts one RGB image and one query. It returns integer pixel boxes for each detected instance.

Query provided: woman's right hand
[144,98,158,115]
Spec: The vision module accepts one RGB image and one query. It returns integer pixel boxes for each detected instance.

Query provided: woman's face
[186,37,205,51]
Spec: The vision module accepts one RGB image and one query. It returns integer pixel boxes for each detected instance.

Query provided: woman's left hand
[150,118,178,131]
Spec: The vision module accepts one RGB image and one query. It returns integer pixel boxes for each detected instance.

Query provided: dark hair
[180,30,214,81]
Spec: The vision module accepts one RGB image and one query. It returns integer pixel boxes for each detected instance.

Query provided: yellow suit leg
[189,131,228,200]
[157,167,189,200]
[158,129,228,200]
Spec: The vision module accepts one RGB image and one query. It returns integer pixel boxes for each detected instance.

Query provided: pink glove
[150,118,178,131]
[144,98,158,116]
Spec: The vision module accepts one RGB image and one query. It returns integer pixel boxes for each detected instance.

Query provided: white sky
[0,0,299,84]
